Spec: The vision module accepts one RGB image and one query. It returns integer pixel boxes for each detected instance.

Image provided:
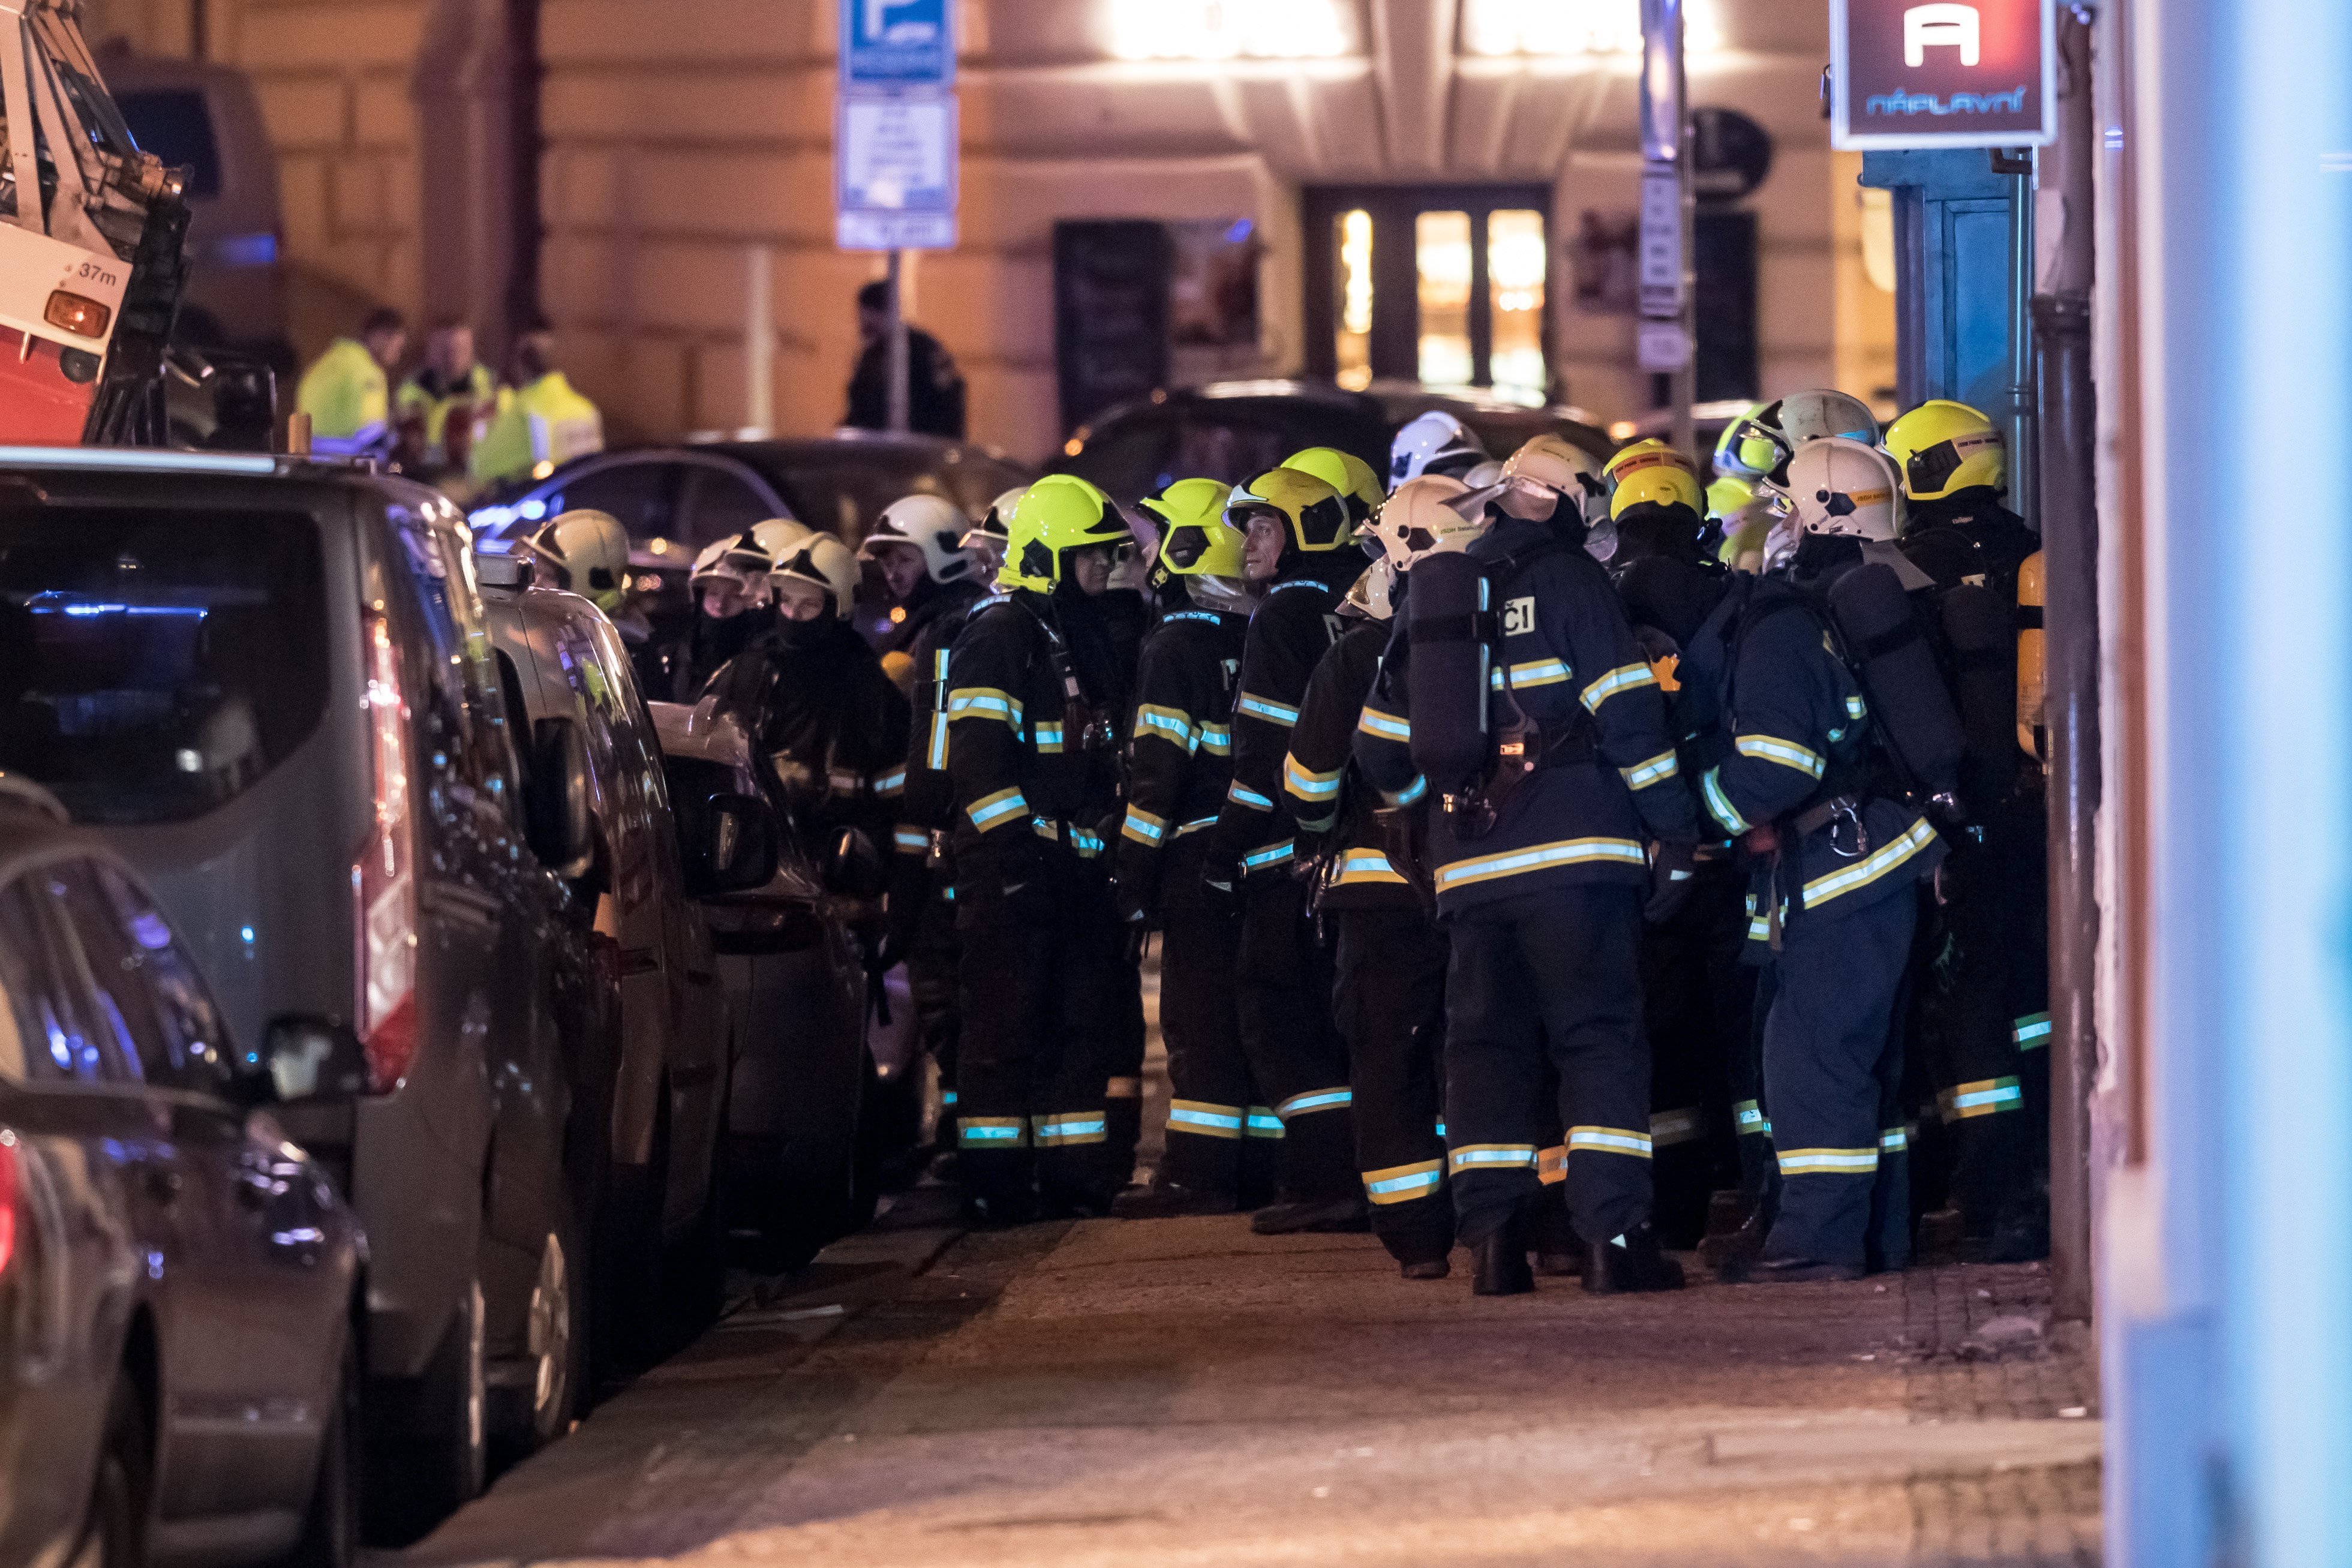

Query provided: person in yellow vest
[295,307,406,458]
[471,325,604,487]
[393,319,498,477]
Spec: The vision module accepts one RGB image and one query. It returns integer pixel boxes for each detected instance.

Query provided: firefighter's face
[1066,545,1115,596]
[699,579,754,621]
[1242,513,1288,581]
[873,544,926,600]
[434,326,476,376]
[774,578,833,622]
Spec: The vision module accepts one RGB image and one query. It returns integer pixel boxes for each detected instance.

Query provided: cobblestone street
[382,1194,2101,1568]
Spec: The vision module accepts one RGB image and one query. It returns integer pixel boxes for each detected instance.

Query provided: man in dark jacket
[845,280,967,438]
[1203,467,1371,1236]
[940,475,1130,1222]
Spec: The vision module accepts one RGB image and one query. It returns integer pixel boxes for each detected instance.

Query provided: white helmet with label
[1387,410,1487,488]
[688,531,775,599]
[1788,437,1907,544]
[1358,474,1484,572]
[859,492,981,584]
[522,509,630,597]
[771,533,860,619]
[747,516,813,565]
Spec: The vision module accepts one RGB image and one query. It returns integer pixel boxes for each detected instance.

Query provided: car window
[1065,416,1176,501]
[385,503,518,795]
[542,462,681,544]
[774,461,957,545]
[0,870,133,1085]
[0,504,331,826]
[88,862,232,1096]
[1172,415,1301,491]
[677,465,782,549]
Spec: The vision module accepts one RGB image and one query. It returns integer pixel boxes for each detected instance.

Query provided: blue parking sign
[840,0,954,89]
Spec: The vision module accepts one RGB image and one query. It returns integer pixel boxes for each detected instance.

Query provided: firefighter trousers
[1106,941,1148,1186]
[908,889,962,1137]
[1158,905,1279,1201]
[1639,860,1756,1246]
[1759,888,1918,1269]
[953,853,1121,1210]
[1236,877,1357,1203]
[1330,907,1453,1266]
[1443,884,1653,1248]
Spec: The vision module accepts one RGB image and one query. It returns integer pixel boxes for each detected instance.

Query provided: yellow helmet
[1722,403,1794,480]
[1225,467,1351,556]
[1282,446,1384,522]
[1705,475,1755,522]
[1611,460,1704,521]
[1001,474,1128,591]
[1713,404,1773,480]
[1883,399,2006,501]
[1604,440,1702,509]
[1140,477,1245,580]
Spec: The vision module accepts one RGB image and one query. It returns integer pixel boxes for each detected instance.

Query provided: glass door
[1305,185,1553,400]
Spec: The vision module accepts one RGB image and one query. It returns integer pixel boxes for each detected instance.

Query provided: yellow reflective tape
[1433,836,1647,893]
[1735,733,1826,779]
[1333,850,1408,886]
[1168,1100,1245,1139]
[1620,749,1680,790]
[965,786,1028,831]
[1776,1146,1880,1175]
[1448,1142,1537,1174]
[1507,657,1572,689]
[1581,661,1656,713]
[1567,1125,1653,1159]
[1136,704,1195,750]
[1032,1113,1109,1146]
[1282,753,1344,800]
[1936,1076,2024,1121]
[1801,818,1939,908]
[1357,705,1410,742]
[946,687,1024,727]
[1362,1159,1444,1203]
[1649,1107,1705,1148]
[957,1116,1029,1148]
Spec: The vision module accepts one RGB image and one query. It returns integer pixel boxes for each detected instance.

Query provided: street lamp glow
[1461,0,1722,58]
[1106,0,1354,61]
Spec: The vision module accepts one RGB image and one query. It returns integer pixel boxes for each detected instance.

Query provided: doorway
[1303,185,1554,400]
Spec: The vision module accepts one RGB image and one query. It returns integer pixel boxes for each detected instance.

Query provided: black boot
[1525,1195,1583,1276]
[1249,1194,1371,1235]
[1584,1222,1686,1294]
[1734,1254,1865,1284]
[1399,1257,1450,1281]
[1112,1179,1237,1219]
[1473,1232,1536,1296]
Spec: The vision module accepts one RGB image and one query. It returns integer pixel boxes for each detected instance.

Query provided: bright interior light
[1107,0,1352,61]
[1336,208,1374,392]
[1462,0,1721,57]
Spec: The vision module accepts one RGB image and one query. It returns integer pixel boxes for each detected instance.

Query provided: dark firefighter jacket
[704,617,909,849]
[1281,615,1420,911]
[1115,605,1247,915]
[1897,491,2037,600]
[942,588,1122,879]
[1203,552,1362,884]
[1354,515,1698,917]
[1675,573,1945,949]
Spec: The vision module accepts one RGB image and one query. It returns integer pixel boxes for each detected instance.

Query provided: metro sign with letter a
[1829,0,2056,150]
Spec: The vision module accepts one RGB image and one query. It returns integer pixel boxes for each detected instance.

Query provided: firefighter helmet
[1225,467,1353,557]
[1779,388,1880,448]
[1139,477,1245,580]
[1610,451,1705,520]
[1282,446,1384,522]
[688,531,774,599]
[522,509,630,601]
[859,492,981,584]
[747,517,813,564]
[1388,410,1487,486]
[1723,402,1793,480]
[1713,403,1775,480]
[1788,437,1906,543]
[771,534,860,618]
[963,485,1025,558]
[1002,474,1128,591]
[1884,399,2007,501]
[1358,474,1482,571]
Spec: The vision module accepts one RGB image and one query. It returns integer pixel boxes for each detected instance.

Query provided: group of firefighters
[519,389,2048,1297]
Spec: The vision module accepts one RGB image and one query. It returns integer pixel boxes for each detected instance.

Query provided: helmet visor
[1731,417,1791,476]
[1904,437,1966,496]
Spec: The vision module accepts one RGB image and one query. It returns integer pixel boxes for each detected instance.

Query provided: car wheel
[492,1203,588,1461]
[365,1277,484,1545]
[79,1377,149,1568]
[280,1327,361,1568]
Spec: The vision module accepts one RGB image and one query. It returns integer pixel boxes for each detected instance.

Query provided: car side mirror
[251,1014,368,1104]
[684,791,778,897]
[526,717,595,879]
[823,826,888,900]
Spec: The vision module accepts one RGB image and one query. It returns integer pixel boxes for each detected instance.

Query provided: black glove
[1644,840,1698,926]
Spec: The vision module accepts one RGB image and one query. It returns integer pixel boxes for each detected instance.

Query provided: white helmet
[1779,388,1879,449]
[1388,411,1486,488]
[1460,459,1505,490]
[1787,437,1907,545]
[962,485,1023,560]
[1359,474,1483,572]
[687,532,774,600]
[747,516,813,563]
[771,533,860,619]
[522,509,630,598]
[859,492,981,585]
[1475,432,1609,528]
[1343,557,1399,621]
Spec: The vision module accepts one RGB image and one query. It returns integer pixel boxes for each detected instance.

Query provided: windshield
[777,455,1025,542]
[0,506,330,824]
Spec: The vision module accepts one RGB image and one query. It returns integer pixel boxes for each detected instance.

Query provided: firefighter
[472,326,605,487]
[961,486,1024,580]
[296,306,405,458]
[704,534,909,856]
[1283,446,1386,527]
[862,494,988,681]
[1281,476,1483,1276]
[519,508,652,645]
[1203,467,1369,1234]
[1112,479,1272,1216]
[393,318,497,477]
[1603,452,1759,1248]
[1354,461,1702,1297]
[1691,438,1948,1282]
[941,475,1130,1222]
[1388,411,1488,488]
[643,530,778,702]
[1886,401,2049,1260]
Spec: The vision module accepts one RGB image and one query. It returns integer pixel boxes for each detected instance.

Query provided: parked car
[476,555,763,1354]
[1051,379,1617,501]
[0,778,364,1568]
[648,698,872,1270]
[465,432,1037,650]
[0,447,604,1538]
[105,53,291,373]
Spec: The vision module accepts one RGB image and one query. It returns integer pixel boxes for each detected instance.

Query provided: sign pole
[1672,28,1695,465]
[886,247,910,434]
[1638,0,1694,459]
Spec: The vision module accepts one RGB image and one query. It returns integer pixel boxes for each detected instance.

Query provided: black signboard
[1053,221,1173,436]
[1831,0,2056,150]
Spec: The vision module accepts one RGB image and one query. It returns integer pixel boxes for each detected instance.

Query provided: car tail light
[0,1132,19,1279]
[353,612,419,1092]
[43,289,110,339]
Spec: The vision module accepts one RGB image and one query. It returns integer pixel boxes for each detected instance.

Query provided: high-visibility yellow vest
[296,338,389,454]
[394,362,498,466]
[470,371,605,485]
